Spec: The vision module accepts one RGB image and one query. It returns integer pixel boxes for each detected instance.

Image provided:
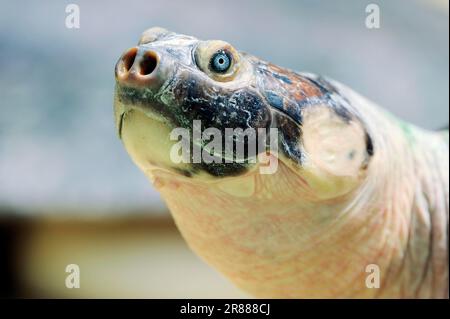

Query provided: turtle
[113,27,449,298]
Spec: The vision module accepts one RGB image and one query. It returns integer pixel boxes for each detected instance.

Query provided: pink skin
[142,112,448,298]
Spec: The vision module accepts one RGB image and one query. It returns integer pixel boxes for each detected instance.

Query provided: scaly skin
[143,89,449,298]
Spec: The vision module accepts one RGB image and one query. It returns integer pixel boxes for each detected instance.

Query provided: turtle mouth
[119,107,188,173]
[116,99,269,179]
[118,107,255,179]
[114,74,273,178]
[114,79,177,139]
[115,104,168,141]
[116,105,168,139]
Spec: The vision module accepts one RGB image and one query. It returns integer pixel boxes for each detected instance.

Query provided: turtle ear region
[297,105,373,199]
[138,27,171,45]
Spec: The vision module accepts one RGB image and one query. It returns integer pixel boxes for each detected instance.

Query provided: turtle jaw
[113,79,191,176]
[117,104,262,181]
[113,85,169,139]
[118,105,196,178]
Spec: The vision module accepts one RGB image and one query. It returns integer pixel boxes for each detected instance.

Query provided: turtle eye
[210,51,231,73]
[195,40,240,82]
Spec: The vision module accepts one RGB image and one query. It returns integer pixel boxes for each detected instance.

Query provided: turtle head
[114,27,273,180]
[114,27,374,200]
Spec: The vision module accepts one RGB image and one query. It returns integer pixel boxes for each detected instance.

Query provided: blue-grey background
[0,0,448,214]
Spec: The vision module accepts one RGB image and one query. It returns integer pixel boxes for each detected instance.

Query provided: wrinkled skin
[114,27,449,298]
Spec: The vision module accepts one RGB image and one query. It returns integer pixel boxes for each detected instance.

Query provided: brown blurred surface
[0,215,248,298]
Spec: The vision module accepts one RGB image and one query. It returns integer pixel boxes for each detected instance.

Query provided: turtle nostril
[122,47,137,72]
[139,51,158,76]
[115,48,160,84]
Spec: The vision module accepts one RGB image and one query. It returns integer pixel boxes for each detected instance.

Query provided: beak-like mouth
[113,80,173,140]
[115,102,171,140]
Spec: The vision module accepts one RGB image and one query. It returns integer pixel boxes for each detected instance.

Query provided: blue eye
[210,51,231,73]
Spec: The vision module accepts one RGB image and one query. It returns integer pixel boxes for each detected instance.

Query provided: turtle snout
[115,47,163,88]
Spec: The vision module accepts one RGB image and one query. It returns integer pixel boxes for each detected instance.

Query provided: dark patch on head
[165,72,272,177]
[299,75,356,124]
[365,133,374,157]
[303,75,337,95]
[262,87,303,124]
[361,133,374,170]
[257,61,350,127]
[265,91,284,109]
[275,113,303,164]
[197,161,249,177]
[272,72,292,84]
[348,150,356,160]
[171,72,271,131]
[328,98,354,124]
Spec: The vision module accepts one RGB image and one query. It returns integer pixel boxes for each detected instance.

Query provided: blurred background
[0,0,448,298]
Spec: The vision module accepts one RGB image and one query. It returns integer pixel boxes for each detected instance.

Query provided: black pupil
[211,52,230,73]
